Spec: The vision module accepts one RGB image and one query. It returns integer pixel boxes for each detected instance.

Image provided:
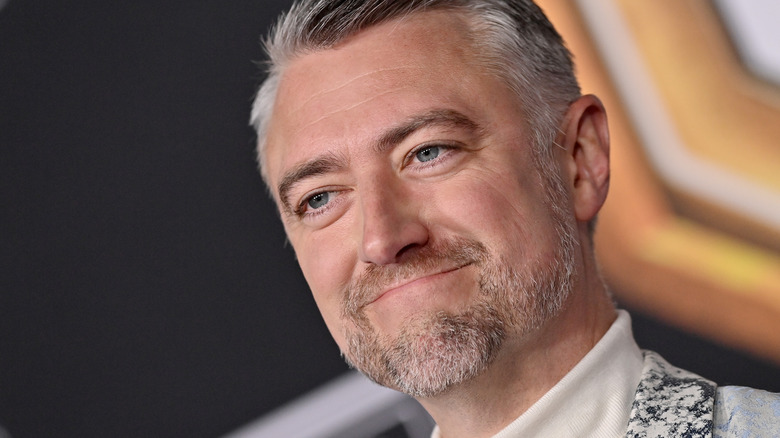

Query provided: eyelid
[404,141,460,167]
[293,189,327,217]
[293,187,345,219]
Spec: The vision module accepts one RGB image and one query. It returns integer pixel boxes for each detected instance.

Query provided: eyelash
[405,142,457,169]
[294,190,336,218]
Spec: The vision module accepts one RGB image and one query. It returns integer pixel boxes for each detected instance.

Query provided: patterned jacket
[626,351,779,437]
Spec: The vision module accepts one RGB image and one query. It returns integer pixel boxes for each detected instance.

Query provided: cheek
[425,169,541,248]
[429,168,549,258]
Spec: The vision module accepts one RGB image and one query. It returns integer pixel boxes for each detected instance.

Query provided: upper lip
[366,262,472,306]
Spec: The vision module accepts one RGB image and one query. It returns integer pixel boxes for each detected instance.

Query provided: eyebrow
[277,152,348,215]
[375,109,482,153]
[276,109,482,215]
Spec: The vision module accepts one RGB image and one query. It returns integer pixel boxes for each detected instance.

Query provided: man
[249,1,778,436]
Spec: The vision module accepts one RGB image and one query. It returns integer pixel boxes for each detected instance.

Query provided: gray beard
[340,223,576,398]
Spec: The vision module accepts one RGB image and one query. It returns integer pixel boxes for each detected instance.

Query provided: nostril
[396,241,426,261]
[359,218,430,266]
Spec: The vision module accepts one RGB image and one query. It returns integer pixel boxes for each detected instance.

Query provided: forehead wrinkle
[298,85,418,131]
[287,65,421,116]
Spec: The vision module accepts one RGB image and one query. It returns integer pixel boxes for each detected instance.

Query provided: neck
[419,277,616,438]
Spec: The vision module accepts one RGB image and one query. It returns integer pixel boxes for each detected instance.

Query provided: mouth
[366,262,473,306]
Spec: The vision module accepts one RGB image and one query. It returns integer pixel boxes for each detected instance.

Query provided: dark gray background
[1,1,777,437]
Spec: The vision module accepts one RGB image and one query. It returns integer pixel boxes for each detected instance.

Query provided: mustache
[342,237,488,317]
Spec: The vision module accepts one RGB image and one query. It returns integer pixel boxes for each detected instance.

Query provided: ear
[559,95,610,223]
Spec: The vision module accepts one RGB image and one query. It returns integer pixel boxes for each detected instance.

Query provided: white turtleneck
[431,310,645,438]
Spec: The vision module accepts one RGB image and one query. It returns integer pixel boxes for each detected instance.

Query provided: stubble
[340,223,576,397]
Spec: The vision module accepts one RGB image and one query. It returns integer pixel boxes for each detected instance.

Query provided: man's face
[264,11,578,396]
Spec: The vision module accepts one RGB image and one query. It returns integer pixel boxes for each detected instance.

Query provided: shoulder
[626,351,717,437]
[632,352,780,437]
[713,386,780,437]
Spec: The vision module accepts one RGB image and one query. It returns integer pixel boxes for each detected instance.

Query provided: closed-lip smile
[367,262,473,306]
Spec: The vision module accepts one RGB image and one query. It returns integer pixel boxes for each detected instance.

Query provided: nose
[357,181,429,266]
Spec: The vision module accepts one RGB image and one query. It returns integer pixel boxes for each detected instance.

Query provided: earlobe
[561,95,611,223]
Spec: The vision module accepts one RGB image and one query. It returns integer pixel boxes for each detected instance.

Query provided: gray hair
[250,0,581,183]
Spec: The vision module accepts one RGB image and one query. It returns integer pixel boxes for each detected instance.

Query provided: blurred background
[1,0,777,437]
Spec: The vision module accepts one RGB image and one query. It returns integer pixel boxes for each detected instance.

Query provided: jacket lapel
[625,351,716,437]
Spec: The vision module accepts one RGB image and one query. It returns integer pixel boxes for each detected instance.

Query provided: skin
[264,10,615,438]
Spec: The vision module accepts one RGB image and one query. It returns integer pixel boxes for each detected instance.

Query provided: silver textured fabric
[713,386,780,437]
[626,351,779,437]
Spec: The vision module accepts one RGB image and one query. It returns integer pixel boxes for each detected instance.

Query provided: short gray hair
[250,0,581,183]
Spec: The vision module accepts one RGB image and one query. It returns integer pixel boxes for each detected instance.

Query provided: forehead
[264,10,502,190]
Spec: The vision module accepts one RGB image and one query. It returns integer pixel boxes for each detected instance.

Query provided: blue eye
[415,146,442,162]
[307,192,330,209]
